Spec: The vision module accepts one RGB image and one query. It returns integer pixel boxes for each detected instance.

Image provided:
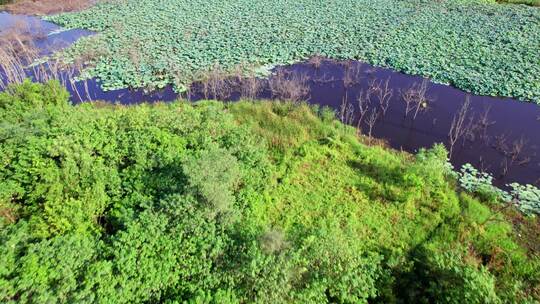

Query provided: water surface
[1,12,538,187]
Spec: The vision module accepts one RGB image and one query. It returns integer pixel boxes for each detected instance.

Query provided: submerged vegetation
[46,0,540,102]
[0,81,539,303]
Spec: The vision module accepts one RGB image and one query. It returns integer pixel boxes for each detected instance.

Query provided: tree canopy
[1,81,538,303]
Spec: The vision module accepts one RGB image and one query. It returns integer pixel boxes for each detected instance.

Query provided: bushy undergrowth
[46,0,540,102]
[0,81,539,303]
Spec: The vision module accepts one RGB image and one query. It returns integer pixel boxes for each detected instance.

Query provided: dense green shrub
[396,246,501,304]
[0,81,538,303]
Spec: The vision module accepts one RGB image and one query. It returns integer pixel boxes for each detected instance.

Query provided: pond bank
[1,11,539,188]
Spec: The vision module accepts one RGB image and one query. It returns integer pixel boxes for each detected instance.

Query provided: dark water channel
[1,12,539,188]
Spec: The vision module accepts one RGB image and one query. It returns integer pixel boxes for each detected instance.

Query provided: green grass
[46,0,540,102]
[0,81,539,303]
[499,0,540,6]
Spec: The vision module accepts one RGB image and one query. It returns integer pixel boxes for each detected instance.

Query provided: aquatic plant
[45,0,540,102]
[458,163,509,201]
[508,183,540,215]
[458,163,540,215]
[493,0,540,6]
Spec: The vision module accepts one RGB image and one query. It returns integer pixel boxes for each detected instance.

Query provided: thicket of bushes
[0,81,539,303]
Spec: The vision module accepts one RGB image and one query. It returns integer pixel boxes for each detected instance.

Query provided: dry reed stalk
[400,79,430,119]
[199,65,235,100]
[269,70,309,102]
[0,20,92,101]
[308,55,324,69]
[356,89,371,134]
[343,63,362,88]
[448,96,472,158]
[240,76,262,100]
[366,107,379,138]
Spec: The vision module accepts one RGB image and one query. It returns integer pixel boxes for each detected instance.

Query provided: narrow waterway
[1,12,539,187]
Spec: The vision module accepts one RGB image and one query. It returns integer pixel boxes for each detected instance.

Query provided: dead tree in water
[356,89,371,134]
[505,136,530,167]
[371,77,393,116]
[400,79,429,119]
[500,158,509,178]
[474,105,495,143]
[339,92,355,126]
[493,134,530,170]
[343,63,362,88]
[380,79,393,116]
[366,108,379,138]
[448,96,472,158]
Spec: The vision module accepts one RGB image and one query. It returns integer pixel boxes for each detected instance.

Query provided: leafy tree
[0,82,538,303]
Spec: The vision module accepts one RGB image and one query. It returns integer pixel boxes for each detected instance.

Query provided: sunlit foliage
[0,81,538,303]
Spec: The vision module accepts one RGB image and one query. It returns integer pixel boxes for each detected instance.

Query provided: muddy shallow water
[1,12,539,187]
[0,12,92,54]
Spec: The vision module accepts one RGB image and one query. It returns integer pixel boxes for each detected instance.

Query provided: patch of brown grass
[269,69,310,102]
[3,0,95,16]
[0,19,95,100]
[0,21,41,89]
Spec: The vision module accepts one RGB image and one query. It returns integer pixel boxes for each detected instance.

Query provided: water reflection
[0,12,538,188]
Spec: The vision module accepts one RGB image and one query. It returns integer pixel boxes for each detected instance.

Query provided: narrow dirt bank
[1,0,94,16]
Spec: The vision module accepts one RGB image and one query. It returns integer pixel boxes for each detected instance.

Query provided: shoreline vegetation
[41,0,540,102]
[0,0,539,302]
[1,17,538,189]
[1,0,538,14]
[0,80,539,303]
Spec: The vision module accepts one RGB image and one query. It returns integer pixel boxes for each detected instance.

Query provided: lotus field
[46,0,540,102]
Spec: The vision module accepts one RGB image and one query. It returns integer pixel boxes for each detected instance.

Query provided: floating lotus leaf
[46,0,540,102]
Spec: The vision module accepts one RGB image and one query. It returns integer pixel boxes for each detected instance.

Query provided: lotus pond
[1,11,540,188]
[45,0,540,102]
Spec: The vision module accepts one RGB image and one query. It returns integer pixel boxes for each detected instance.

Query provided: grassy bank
[46,0,540,102]
[498,0,540,6]
[0,80,538,303]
